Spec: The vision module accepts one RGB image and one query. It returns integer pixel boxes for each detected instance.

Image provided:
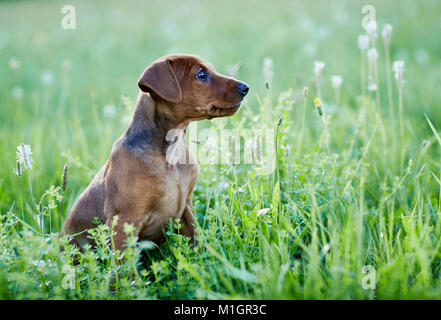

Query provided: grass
[1,0,441,299]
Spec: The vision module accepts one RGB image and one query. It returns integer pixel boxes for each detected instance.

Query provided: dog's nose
[237,82,249,97]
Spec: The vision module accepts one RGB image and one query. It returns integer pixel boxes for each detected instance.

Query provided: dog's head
[137,54,249,122]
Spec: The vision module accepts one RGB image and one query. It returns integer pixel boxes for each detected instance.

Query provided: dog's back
[60,162,108,245]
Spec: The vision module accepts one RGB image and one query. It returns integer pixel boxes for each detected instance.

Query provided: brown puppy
[61,54,249,251]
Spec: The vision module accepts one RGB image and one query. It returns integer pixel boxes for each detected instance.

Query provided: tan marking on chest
[139,158,198,241]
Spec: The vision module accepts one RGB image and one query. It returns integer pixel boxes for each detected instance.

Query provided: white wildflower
[262,57,274,82]
[367,75,377,92]
[382,24,393,47]
[331,75,343,89]
[16,143,33,170]
[367,48,378,75]
[257,208,270,216]
[314,61,325,95]
[313,61,325,76]
[358,35,369,51]
[367,48,378,65]
[103,104,116,118]
[366,20,377,39]
[392,60,405,89]
[9,58,21,70]
[41,70,54,86]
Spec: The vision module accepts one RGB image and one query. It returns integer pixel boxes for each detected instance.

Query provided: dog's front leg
[105,214,144,254]
[104,190,152,256]
[180,198,198,247]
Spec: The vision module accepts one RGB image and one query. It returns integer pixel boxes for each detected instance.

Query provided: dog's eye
[196,70,209,81]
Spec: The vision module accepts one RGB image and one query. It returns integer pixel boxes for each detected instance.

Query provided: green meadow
[1,0,441,299]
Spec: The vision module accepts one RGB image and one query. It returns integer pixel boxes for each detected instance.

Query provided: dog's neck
[123,92,189,160]
[153,103,189,135]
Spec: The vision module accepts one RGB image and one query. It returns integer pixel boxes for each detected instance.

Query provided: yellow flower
[314,97,322,107]
[313,97,323,117]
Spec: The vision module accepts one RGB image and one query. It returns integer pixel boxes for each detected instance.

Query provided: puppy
[61,54,249,251]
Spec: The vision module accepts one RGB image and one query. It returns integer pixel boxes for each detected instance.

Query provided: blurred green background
[1,1,438,196]
[2,0,441,231]
[1,1,441,175]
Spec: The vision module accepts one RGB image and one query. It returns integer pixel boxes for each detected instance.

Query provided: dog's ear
[137,59,182,103]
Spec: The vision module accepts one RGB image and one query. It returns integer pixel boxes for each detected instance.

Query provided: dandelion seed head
[367,75,377,92]
[367,48,379,75]
[392,60,405,73]
[103,104,116,118]
[331,75,343,89]
[313,61,325,94]
[358,35,369,51]
[16,143,33,170]
[366,20,378,39]
[382,24,393,46]
[262,57,274,82]
[367,48,378,63]
[393,60,405,88]
[40,70,54,86]
[9,58,21,70]
[313,61,325,76]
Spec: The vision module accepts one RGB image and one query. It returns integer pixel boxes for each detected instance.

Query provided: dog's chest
[160,163,196,215]
[140,160,198,240]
